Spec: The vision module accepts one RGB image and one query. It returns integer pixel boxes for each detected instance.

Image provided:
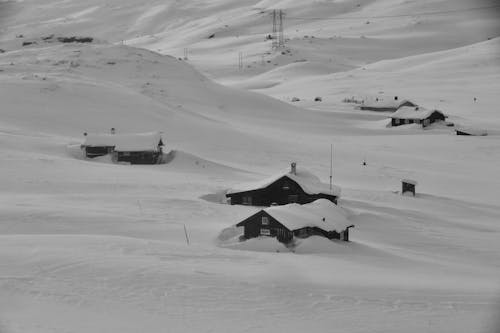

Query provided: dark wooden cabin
[226,163,340,206]
[390,107,446,128]
[236,199,354,244]
[81,131,164,164]
[360,97,416,112]
[401,179,417,196]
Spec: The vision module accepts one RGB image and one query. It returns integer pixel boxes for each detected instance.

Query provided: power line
[286,4,500,21]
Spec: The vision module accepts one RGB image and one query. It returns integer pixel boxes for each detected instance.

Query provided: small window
[242,196,252,205]
[260,228,271,236]
[262,216,269,225]
[405,119,410,124]
[282,181,290,190]
[288,194,299,203]
[394,119,400,125]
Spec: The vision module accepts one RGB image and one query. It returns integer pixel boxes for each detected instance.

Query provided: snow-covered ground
[1,1,500,332]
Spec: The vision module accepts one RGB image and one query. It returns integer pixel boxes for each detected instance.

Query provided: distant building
[226,163,341,206]
[360,96,416,112]
[390,106,446,128]
[401,179,417,196]
[236,199,354,243]
[81,130,164,164]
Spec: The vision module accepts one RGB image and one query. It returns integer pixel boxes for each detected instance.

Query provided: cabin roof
[455,127,488,136]
[262,199,351,231]
[227,167,341,197]
[83,132,163,152]
[391,106,444,120]
[402,179,418,185]
[362,98,415,109]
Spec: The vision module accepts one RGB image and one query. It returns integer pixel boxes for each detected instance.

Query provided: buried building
[81,130,164,164]
[360,96,417,112]
[390,106,446,128]
[236,199,354,243]
[226,163,341,206]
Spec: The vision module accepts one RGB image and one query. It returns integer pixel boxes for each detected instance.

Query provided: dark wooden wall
[116,151,162,164]
[85,146,113,158]
[237,211,294,243]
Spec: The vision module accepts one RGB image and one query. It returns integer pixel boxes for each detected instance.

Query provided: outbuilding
[236,199,354,244]
[360,96,416,112]
[226,163,341,206]
[81,131,164,164]
[390,106,446,128]
[402,179,417,196]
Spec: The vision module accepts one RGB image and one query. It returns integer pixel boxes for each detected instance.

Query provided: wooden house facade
[390,107,446,128]
[226,163,340,206]
[236,199,354,244]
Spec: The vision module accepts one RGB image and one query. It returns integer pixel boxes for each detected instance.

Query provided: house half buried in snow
[226,163,341,206]
[390,106,446,128]
[81,130,164,164]
[360,96,416,112]
[236,199,354,244]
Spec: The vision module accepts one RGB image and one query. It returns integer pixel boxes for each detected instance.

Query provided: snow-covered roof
[362,98,415,109]
[227,167,341,197]
[83,132,163,152]
[391,106,443,120]
[402,179,418,185]
[263,199,352,231]
[455,127,488,136]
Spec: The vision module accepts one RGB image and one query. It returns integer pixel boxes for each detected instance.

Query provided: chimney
[394,96,398,101]
[110,127,116,134]
[290,162,297,175]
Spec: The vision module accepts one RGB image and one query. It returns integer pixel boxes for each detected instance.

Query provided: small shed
[82,131,164,164]
[236,199,354,244]
[390,106,446,128]
[360,97,416,112]
[402,179,417,196]
[226,163,341,206]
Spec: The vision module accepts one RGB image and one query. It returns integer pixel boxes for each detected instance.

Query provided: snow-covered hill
[1,1,500,333]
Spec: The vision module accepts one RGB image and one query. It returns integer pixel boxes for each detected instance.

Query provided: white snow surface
[262,199,352,231]
[0,1,500,333]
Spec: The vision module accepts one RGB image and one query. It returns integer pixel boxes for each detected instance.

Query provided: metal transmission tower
[271,9,285,50]
[271,9,278,49]
[278,10,285,48]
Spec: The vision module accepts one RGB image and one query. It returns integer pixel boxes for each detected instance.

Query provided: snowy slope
[1,1,500,333]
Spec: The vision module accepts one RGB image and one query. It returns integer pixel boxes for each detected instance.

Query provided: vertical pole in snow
[238,52,243,70]
[183,224,190,245]
[330,144,333,193]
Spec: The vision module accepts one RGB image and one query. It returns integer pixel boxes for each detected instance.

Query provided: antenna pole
[183,224,190,245]
[330,144,333,192]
